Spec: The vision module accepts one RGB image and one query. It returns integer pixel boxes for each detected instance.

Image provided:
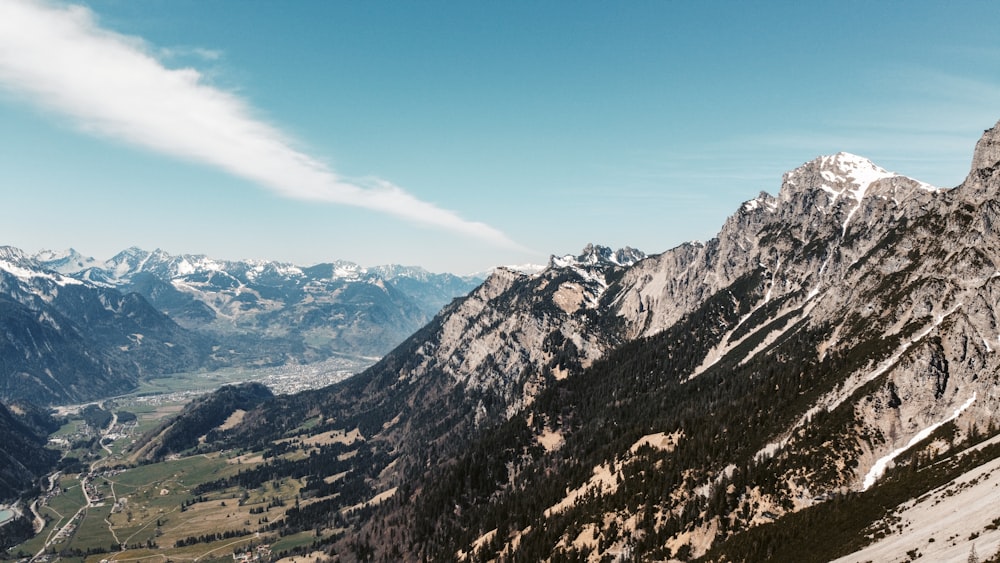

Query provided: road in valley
[30,412,119,561]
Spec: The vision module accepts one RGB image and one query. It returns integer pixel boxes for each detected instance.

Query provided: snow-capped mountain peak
[741,191,779,213]
[549,244,646,269]
[783,152,896,204]
[742,152,944,240]
[782,152,940,206]
[500,263,547,276]
[0,245,31,264]
[368,264,431,281]
[1,246,81,287]
[32,248,99,274]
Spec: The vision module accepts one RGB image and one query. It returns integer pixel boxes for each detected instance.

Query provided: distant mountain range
[0,246,484,405]
[155,121,1000,561]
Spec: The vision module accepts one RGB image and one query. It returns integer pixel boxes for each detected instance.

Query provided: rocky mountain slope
[37,248,483,360]
[146,122,1000,562]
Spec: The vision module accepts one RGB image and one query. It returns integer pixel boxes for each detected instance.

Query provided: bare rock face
[398,255,634,419]
[959,120,1000,207]
[970,120,1000,173]
[611,152,942,341]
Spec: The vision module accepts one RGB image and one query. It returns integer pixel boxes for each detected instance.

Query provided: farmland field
[9,359,374,562]
[11,424,345,563]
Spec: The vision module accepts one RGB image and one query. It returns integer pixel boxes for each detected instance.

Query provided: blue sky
[1,1,999,273]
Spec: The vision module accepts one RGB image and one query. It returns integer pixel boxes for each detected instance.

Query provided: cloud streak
[0,0,520,248]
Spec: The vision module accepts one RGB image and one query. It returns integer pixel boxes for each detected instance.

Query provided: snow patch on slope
[862,392,977,490]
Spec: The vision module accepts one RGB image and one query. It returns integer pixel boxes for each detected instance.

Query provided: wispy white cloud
[159,46,224,62]
[0,0,521,249]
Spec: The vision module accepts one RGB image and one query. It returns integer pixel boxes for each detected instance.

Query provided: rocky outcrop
[399,253,634,417]
[970,119,1000,174]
